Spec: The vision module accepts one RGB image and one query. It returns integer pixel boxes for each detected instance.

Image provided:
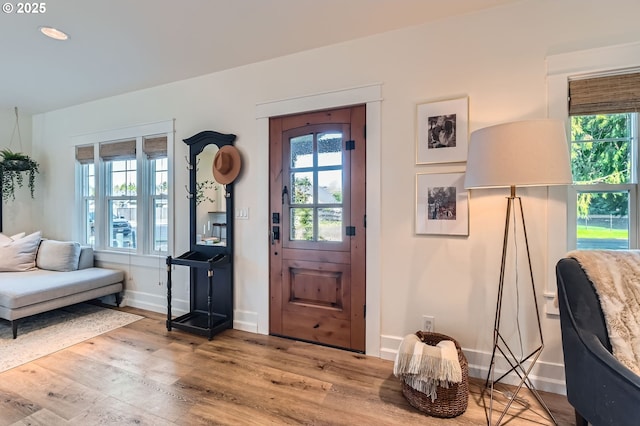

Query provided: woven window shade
[99,139,136,161]
[75,145,94,164]
[143,136,167,159]
[569,72,640,116]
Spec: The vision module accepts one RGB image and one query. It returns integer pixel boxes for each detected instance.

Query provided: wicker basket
[401,331,469,418]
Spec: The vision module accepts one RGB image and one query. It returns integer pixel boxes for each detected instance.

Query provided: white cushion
[0,232,26,245]
[0,231,41,272]
[77,246,94,270]
[36,239,82,272]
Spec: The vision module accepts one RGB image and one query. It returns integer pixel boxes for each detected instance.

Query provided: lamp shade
[464,119,572,189]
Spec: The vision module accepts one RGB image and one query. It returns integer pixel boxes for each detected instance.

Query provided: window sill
[94,250,167,268]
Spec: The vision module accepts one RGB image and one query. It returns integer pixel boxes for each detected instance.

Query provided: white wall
[31,0,640,393]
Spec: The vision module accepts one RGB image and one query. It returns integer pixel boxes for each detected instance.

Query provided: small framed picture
[416,97,468,164]
[416,172,469,236]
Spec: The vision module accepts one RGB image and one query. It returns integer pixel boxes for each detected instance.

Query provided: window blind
[569,72,640,116]
[75,145,94,164]
[99,139,136,161]
[143,136,167,159]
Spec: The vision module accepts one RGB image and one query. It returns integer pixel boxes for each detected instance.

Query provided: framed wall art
[416,97,468,164]
[415,172,469,236]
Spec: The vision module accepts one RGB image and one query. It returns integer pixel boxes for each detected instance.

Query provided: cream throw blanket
[567,250,640,376]
[393,334,462,402]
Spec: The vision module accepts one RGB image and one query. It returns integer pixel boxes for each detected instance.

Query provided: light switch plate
[235,208,249,220]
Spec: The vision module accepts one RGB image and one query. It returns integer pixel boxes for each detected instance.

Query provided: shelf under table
[167,310,230,340]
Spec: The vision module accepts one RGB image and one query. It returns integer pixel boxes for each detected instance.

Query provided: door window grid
[289,132,343,242]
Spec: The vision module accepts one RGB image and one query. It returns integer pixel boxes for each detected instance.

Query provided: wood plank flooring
[0,307,574,425]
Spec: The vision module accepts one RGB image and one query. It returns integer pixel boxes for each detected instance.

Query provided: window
[148,136,169,253]
[101,139,138,250]
[75,122,172,256]
[568,72,640,250]
[76,145,96,242]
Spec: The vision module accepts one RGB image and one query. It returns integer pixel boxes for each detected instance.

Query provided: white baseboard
[380,334,566,395]
[113,297,569,395]
[123,290,188,316]
[380,334,402,361]
[122,290,259,333]
[233,309,259,333]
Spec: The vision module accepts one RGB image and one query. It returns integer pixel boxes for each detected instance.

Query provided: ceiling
[1,0,517,114]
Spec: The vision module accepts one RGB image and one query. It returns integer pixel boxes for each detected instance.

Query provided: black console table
[166,251,231,340]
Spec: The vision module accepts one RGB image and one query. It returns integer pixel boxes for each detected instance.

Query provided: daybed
[556,253,640,426]
[0,232,124,338]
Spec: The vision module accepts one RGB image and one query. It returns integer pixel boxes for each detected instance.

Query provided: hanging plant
[0,149,39,201]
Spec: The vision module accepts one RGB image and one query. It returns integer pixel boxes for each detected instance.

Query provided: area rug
[0,303,143,373]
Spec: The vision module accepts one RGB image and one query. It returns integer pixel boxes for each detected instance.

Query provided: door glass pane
[288,130,345,244]
[576,191,629,250]
[318,170,342,204]
[318,132,342,166]
[318,208,342,242]
[290,135,313,168]
[290,208,313,241]
[291,172,314,204]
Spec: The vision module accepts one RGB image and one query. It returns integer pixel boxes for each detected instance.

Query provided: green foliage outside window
[571,113,631,218]
[293,176,313,240]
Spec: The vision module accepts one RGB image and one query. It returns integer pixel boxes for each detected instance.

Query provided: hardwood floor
[0,307,574,425]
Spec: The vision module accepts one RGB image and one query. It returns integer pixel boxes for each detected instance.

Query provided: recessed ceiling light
[39,26,69,41]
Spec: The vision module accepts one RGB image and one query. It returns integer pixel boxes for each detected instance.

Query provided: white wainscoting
[380,334,566,395]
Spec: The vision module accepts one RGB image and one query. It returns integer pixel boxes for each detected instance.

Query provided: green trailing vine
[0,149,40,202]
[195,180,218,205]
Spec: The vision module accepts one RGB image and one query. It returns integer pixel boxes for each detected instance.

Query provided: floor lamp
[464,120,572,426]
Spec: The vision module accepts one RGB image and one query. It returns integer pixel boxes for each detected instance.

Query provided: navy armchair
[556,257,640,426]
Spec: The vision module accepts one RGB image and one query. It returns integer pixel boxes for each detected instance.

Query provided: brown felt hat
[212,145,242,184]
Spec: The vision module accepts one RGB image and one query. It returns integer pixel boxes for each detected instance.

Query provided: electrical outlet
[422,315,435,332]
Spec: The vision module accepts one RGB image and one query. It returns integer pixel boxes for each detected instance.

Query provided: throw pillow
[36,239,82,272]
[0,231,42,272]
[77,246,94,270]
[0,231,26,245]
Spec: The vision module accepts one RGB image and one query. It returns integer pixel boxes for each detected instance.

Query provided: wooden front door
[269,105,366,352]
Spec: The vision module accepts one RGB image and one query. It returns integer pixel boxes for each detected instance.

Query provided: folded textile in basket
[393,333,462,402]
